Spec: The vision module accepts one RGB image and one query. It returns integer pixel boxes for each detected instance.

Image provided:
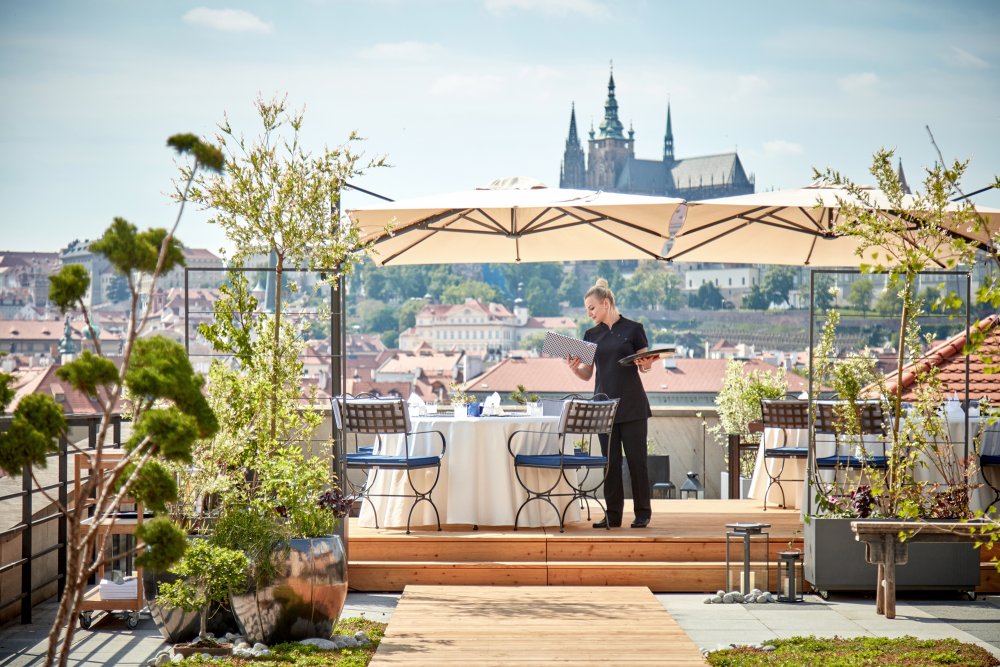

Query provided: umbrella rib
[667,221,756,261]
[674,205,774,235]
[573,206,670,240]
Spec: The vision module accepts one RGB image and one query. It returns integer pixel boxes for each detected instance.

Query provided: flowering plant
[449,381,474,405]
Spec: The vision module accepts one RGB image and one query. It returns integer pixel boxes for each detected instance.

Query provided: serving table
[358,414,583,529]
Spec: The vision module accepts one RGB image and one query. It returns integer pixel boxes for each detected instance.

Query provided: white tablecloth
[747,414,993,514]
[358,415,583,529]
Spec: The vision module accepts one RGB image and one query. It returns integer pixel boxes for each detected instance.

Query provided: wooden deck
[369,585,707,666]
[348,499,1000,593]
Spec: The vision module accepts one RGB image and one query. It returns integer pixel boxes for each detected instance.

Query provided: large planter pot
[804,517,980,597]
[719,471,752,500]
[230,535,348,644]
[142,540,241,643]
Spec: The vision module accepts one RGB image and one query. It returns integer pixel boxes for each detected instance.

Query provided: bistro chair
[978,421,1000,513]
[333,394,447,534]
[813,400,889,473]
[507,395,619,532]
[759,399,810,510]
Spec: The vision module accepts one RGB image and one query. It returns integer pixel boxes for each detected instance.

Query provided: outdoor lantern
[725,522,770,594]
[652,481,676,499]
[777,550,803,602]
[679,471,704,499]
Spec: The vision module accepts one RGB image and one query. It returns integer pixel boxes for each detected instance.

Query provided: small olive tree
[0,135,222,667]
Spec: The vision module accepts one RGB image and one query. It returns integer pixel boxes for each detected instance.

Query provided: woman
[567,278,653,529]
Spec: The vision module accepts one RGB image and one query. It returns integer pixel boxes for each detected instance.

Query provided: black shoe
[630,517,650,529]
[593,517,621,529]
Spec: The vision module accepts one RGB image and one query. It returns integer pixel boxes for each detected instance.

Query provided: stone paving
[0,591,997,665]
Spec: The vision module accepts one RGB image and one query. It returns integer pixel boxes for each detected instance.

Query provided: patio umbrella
[665,183,1000,267]
[348,176,683,265]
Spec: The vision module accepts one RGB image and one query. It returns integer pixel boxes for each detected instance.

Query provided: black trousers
[598,419,651,523]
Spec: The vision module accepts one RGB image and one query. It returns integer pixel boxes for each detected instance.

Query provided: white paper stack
[99,577,137,599]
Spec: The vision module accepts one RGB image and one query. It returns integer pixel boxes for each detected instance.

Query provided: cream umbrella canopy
[348,177,682,266]
[665,184,1000,267]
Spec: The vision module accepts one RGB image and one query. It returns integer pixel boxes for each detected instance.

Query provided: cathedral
[560,70,756,200]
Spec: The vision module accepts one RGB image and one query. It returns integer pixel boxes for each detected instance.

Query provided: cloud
[429,73,504,97]
[182,8,273,34]
[358,41,445,62]
[483,0,609,19]
[735,74,768,97]
[945,46,989,69]
[762,140,803,157]
[837,72,878,94]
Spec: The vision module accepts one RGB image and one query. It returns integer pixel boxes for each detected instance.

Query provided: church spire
[560,102,586,188]
[597,66,625,140]
[663,101,674,161]
[568,102,580,145]
[896,158,911,194]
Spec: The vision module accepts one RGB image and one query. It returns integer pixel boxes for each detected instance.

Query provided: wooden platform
[348,499,1000,593]
[369,585,707,666]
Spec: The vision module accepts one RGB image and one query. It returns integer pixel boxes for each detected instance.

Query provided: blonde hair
[585,278,620,321]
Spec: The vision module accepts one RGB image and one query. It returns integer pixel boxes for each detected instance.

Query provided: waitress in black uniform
[567,278,653,528]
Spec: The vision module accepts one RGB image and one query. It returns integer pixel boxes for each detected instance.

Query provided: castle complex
[560,70,756,200]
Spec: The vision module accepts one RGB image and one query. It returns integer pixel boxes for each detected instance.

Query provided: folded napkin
[408,394,425,407]
[483,392,503,416]
[99,577,138,599]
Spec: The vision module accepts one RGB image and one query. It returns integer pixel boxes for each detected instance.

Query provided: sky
[1,0,998,258]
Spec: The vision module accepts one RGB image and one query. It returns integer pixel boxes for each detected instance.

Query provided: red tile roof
[881,314,1000,401]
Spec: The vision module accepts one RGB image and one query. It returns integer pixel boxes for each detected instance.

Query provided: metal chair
[333,395,446,534]
[507,395,619,532]
[977,421,1000,513]
[760,399,810,510]
[813,400,889,470]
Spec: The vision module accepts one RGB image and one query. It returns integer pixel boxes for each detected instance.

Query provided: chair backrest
[335,396,410,435]
[814,400,885,437]
[979,421,1000,458]
[760,399,809,430]
[558,397,619,437]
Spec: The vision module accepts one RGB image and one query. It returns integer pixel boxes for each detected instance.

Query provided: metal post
[184,266,190,355]
[727,434,740,500]
[21,464,31,624]
[58,434,67,600]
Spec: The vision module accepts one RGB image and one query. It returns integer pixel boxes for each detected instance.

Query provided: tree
[188,95,385,439]
[742,285,770,311]
[519,331,547,354]
[618,263,683,310]
[690,282,724,310]
[847,278,874,316]
[762,266,797,305]
[813,274,836,312]
[0,134,223,667]
[440,280,501,305]
[106,274,129,303]
[356,299,397,333]
[397,298,428,332]
[874,285,904,317]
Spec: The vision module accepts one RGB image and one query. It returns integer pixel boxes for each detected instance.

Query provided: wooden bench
[850,521,981,619]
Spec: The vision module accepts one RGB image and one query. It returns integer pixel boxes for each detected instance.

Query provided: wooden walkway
[369,585,707,666]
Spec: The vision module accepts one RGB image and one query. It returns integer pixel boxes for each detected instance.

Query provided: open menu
[541,331,597,365]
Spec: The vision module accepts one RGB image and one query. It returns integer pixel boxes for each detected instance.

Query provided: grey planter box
[804,517,980,596]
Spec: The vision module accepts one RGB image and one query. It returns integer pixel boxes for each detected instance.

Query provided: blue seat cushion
[356,446,374,455]
[816,455,888,469]
[981,454,1000,466]
[515,454,608,469]
[764,447,809,458]
[345,454,440,469]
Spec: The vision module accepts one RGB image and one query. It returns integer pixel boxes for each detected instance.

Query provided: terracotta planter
[230,535,348,644]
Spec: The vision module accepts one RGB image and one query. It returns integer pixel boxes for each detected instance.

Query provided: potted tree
[168,95,383,644]
[709,359,787,499]
[155,540,248,656]
[804,151,990,596]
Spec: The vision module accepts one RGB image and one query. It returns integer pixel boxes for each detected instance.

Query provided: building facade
[560,69,755,201]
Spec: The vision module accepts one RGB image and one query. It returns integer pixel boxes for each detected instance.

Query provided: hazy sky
[2,0,998,257]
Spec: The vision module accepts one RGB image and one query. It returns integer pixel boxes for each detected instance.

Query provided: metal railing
[0,414,123,624]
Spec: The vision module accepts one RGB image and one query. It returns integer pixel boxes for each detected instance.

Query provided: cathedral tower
[560,103,586,188]
[586,68,634,191]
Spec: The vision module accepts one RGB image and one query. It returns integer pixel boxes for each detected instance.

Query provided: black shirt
[584,315,652,424]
